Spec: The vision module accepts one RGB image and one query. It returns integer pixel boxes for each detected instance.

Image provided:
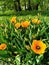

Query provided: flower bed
[0,14,49,65]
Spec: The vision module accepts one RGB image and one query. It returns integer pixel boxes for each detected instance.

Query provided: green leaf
[39,26,47,36]
[0,50,10,58]
[15,55,20,65]
[36,54,43,64]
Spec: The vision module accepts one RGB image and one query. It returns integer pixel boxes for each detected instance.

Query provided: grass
[0,10,49,16]
[0,12,49,24]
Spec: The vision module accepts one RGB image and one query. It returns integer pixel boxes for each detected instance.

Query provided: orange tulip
[21,21,30,28]
[11,16,16,24]
[15,23,21,28]
[31,40,47,54]
[0,44,7,50]
[32,19,38,23]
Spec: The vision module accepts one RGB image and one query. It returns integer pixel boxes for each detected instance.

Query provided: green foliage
[0,0,49,11]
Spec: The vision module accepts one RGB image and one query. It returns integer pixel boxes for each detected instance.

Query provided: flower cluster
[11,16,30,28]
[10,16,47,55]
[32,19,41,24]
